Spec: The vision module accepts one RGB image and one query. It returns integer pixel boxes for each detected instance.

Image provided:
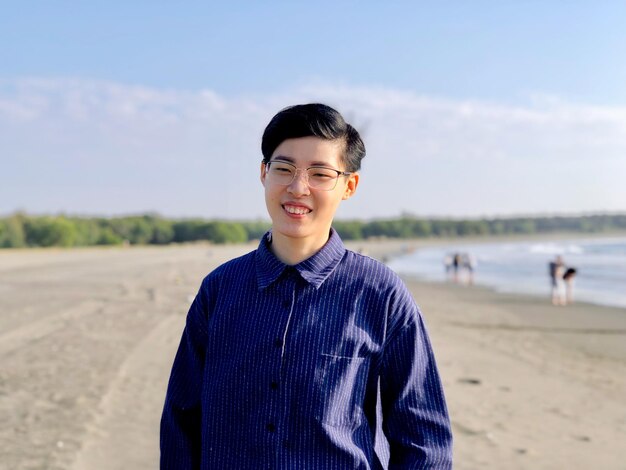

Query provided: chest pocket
[314,354,368,427]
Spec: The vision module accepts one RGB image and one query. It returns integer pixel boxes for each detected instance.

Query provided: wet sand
[0,242,624,469]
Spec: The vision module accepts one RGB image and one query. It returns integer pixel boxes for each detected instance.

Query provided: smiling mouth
[283,204,312,215]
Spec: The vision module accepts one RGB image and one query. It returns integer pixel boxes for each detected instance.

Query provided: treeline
[0,214,270,248]
[334,214,626,239]
[1,213,625,249]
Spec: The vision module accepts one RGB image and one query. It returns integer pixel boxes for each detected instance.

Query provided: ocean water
[387,236,626,309]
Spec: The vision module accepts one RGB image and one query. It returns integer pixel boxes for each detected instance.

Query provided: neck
[270,230,331,265]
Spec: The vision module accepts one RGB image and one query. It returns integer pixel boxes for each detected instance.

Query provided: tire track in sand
[69,313,185,470]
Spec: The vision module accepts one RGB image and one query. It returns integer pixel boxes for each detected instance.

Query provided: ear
[260,162,267,186]
[342,172,359,200]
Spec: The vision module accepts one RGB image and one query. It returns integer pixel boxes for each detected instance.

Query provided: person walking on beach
[160,104,453,469]
[549,255,566,305]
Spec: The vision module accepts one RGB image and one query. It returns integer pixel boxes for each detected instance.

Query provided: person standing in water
[563,266,577,304]
[549,255,566,305]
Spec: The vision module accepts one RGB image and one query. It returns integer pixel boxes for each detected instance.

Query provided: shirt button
[273,338,283,348]
[282,300,290,308]
[270,381,279,390]
[282,439,291,449]
[266,423,276,433]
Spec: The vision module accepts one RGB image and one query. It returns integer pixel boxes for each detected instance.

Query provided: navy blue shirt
[161,229,452,469]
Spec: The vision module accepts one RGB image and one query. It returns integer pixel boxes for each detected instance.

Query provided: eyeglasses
[265,160,352,191]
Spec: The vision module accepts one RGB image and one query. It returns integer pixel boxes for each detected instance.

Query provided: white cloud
[1,78,625,218]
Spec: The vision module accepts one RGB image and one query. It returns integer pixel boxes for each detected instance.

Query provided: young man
[161,104,453,469]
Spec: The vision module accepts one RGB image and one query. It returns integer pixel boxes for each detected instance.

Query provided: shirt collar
[255,228,346,291]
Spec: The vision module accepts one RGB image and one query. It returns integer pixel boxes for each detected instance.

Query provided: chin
[273,223,313,240]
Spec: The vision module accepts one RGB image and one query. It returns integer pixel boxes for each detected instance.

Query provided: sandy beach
[1,242,625,469]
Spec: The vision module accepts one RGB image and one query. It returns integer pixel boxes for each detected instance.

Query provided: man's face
[260,136,358,245]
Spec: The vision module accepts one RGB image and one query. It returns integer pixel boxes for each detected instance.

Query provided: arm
[160,279,211,469]
[380,288,453,469]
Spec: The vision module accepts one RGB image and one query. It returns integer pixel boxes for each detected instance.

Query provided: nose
[287,168,310,195]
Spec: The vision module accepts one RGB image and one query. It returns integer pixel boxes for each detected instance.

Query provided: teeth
[284,205,310,215]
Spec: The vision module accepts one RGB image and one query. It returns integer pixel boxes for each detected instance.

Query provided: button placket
[265,276,295,449]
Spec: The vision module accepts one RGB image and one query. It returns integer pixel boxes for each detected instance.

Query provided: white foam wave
[528,243,584,255]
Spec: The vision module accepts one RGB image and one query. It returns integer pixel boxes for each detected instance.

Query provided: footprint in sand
[457,377,482,385]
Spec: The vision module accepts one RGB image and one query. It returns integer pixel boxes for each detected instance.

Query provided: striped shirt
[160,229,452,469]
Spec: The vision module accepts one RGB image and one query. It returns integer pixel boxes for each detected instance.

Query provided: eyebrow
[271,155,338,168]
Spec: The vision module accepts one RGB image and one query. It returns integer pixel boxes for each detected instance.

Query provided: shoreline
[370,234,626,312]
[401,270,626,312]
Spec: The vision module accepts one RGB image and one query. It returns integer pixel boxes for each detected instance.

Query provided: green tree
[0,215,26,248]
[334,220,364,240]
[151,219,174,244]
[109,217,153,244]
[73,218,103,246]
[206,222,248,244]
[172,219,205,242]
[242,220,272,241]
[430,219,458,237]
[24,217,78,247]
[96,227,124,245]
[411,219,432,237]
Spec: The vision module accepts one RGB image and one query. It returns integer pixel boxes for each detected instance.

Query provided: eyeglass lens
[267,161,341,190]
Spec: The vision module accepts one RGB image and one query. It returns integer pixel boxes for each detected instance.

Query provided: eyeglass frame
[263,159,353,191]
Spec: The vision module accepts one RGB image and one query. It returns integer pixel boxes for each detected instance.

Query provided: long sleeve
[160,281,210,469]
[380,290,453,469]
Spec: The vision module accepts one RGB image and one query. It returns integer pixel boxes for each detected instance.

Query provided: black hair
[261,103,366,172]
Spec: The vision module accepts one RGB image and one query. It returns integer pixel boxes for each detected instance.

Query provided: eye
[271,162,294,174]
[309,168,336,179]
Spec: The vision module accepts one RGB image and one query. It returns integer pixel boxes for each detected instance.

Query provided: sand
[408,280,626,469]
[1,242,624,469]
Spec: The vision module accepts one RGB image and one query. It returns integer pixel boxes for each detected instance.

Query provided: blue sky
[1,2,625,219]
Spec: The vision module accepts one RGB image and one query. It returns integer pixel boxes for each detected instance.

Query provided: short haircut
[261,103,366,172]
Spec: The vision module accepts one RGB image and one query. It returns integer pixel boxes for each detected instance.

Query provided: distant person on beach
[462,252,477,285]
[444,253,453,279]
[452,252,461,282]
[563,267,577,304]
[549,255,566,305]
[160,104,452,468]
